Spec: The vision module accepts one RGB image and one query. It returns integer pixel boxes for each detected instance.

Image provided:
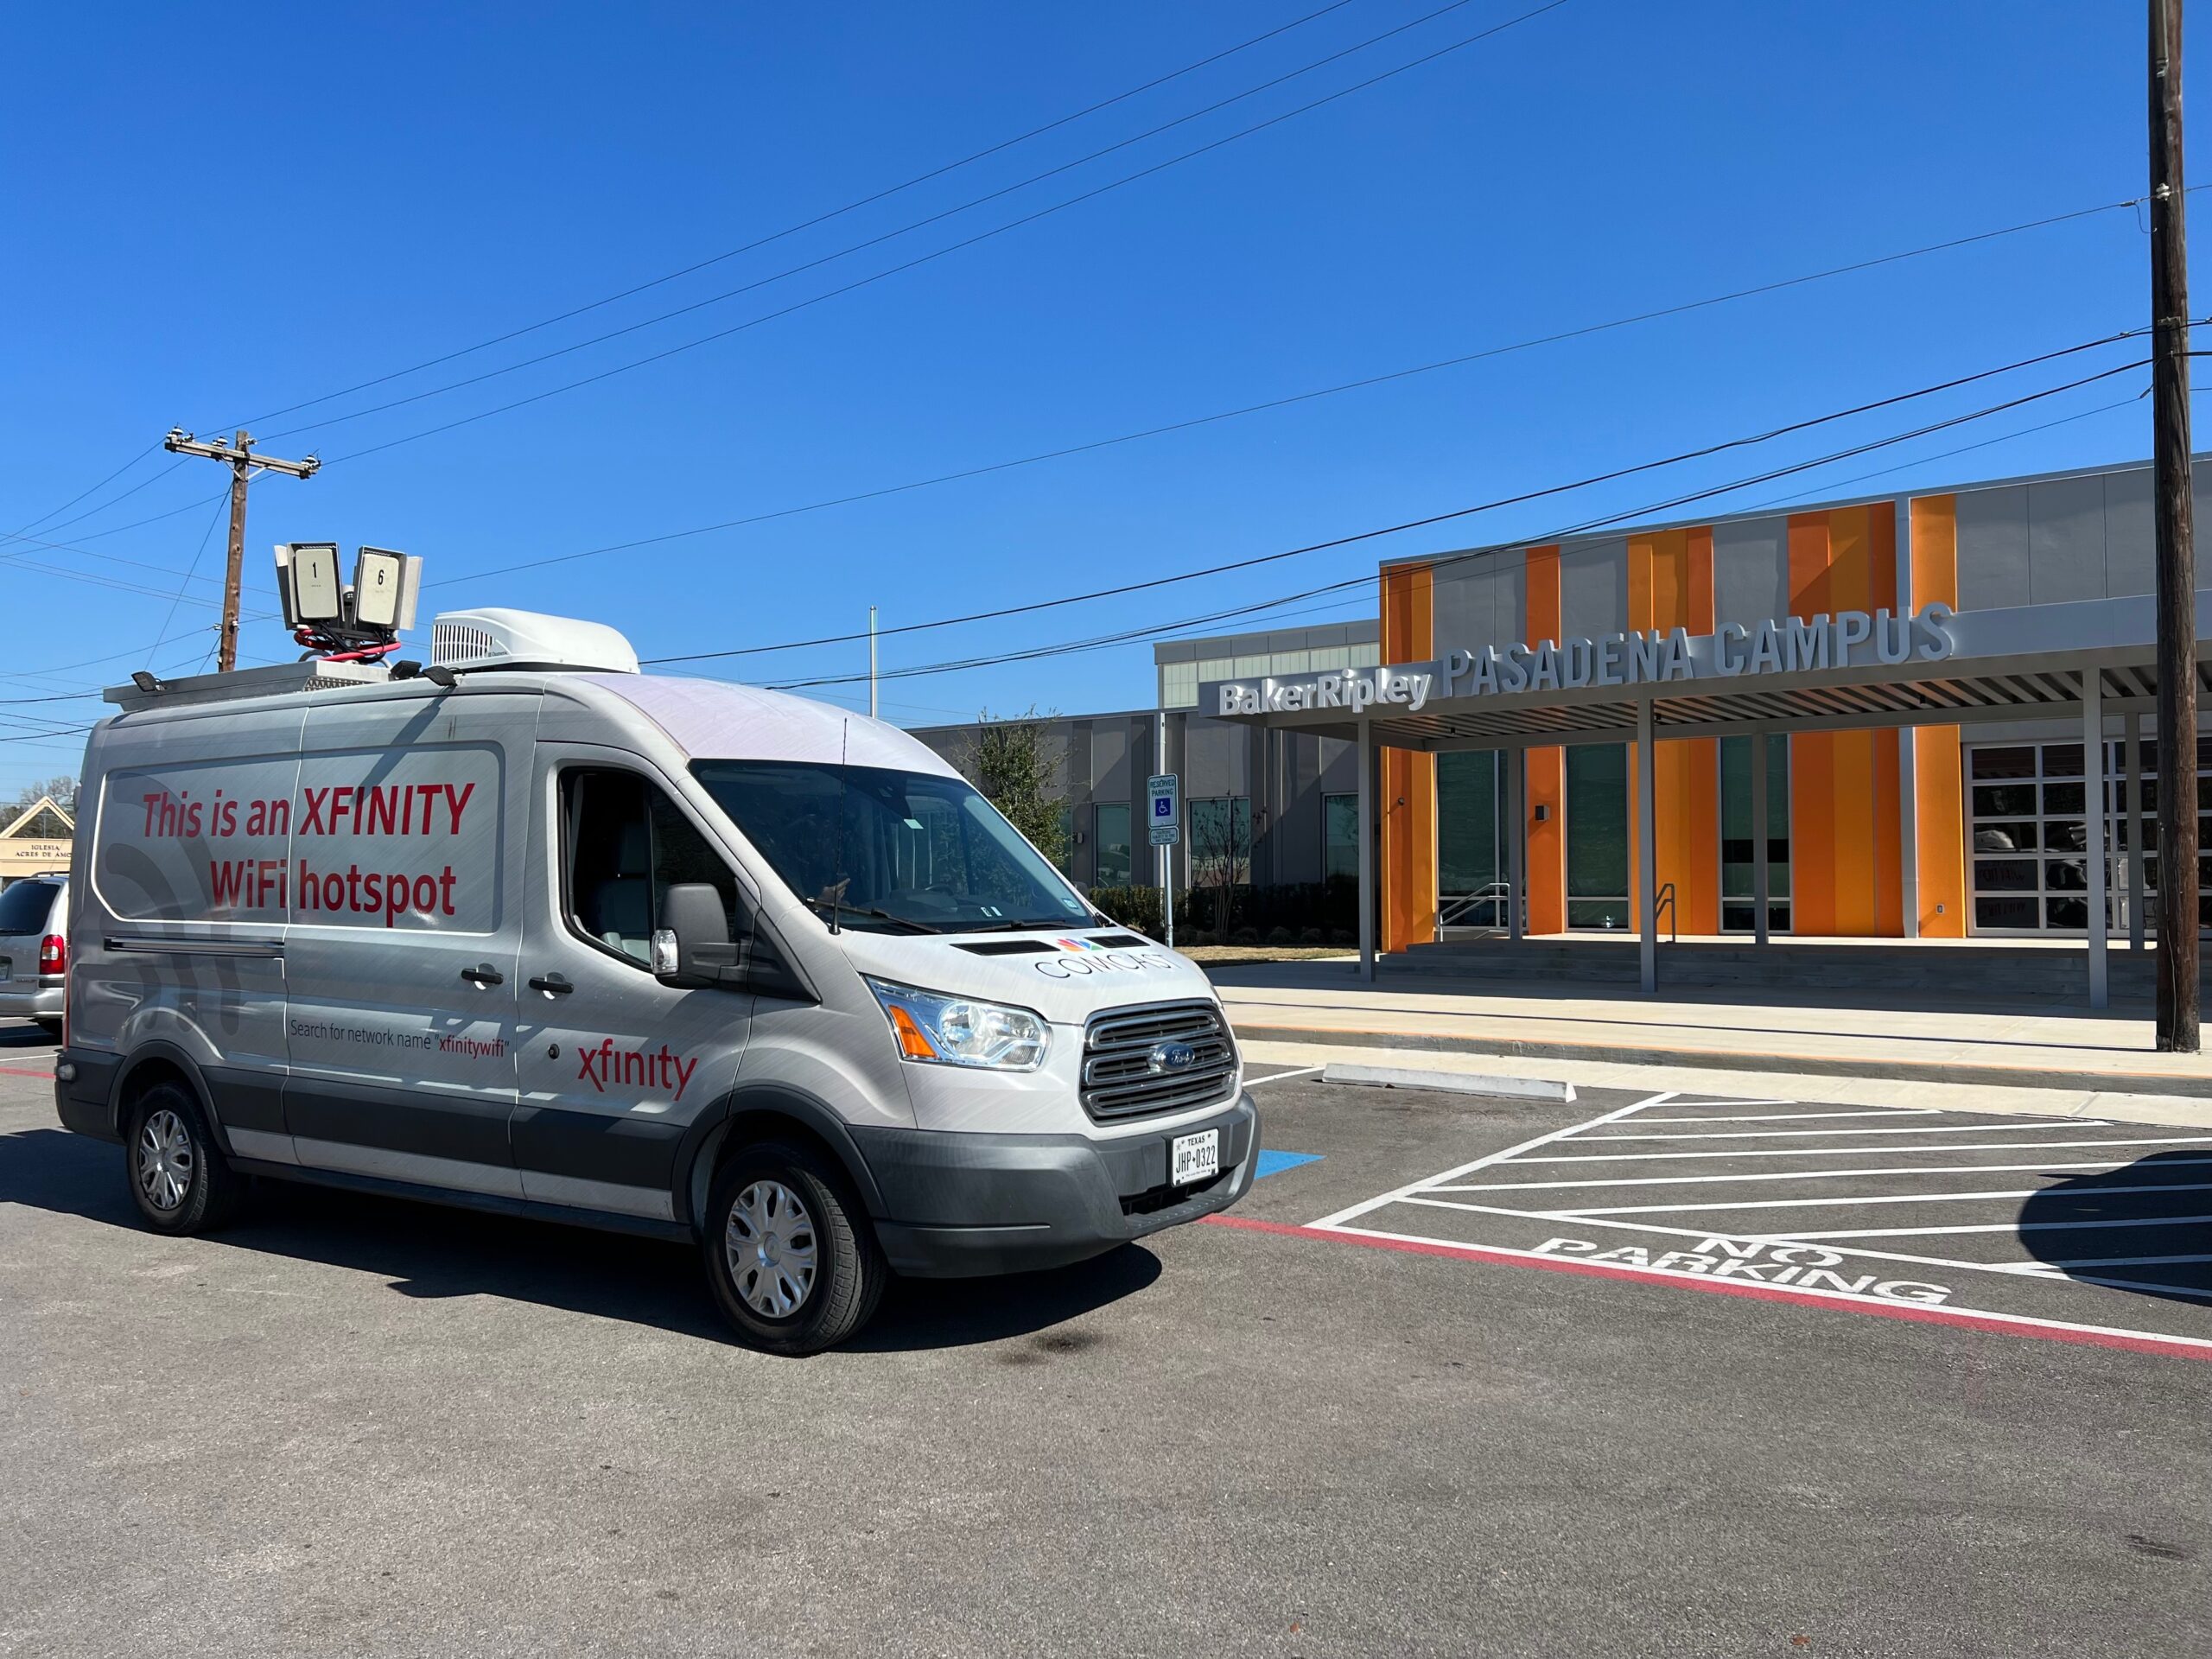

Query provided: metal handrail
[1654,881,1679,945]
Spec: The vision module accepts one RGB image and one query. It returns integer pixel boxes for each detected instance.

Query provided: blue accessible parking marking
[1255,1150,1322,1179]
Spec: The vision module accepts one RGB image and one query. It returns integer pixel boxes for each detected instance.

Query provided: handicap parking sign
[1147,773,1179,845]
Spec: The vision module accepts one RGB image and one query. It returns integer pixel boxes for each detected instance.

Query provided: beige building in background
[1,796,73,886]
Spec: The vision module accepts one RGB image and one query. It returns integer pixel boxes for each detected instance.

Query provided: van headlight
[866,978,1049,1071]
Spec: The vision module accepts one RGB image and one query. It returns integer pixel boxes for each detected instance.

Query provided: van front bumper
[854,1094,1258,1278]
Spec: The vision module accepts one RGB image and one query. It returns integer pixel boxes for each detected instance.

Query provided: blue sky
[0,1,2192,794]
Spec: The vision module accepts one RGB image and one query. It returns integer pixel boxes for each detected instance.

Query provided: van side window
[561,769,741,966]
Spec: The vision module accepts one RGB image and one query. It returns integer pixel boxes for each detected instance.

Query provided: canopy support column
[1506,746,1525,942]
[2127,709,2146,950]
[2085,673,2109,1010]
[1357,721,1376,982]
[1751,728,1771,948]
[1637,699,1657,993]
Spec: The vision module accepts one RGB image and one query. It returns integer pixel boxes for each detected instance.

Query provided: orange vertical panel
[1634,528,1719,935]
[1522,546,1566,933]
[1910,495,1967,936]
[1874,728,1904,934]
[1378,563,1436,952]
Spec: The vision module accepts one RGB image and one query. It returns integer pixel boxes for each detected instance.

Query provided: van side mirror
[653,883,740,988]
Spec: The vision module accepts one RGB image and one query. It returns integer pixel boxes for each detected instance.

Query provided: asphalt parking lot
[3,1023,2209,1658]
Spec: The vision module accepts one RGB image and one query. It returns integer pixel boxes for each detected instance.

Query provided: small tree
[7,775,78,814]
[1188,798,1247,938]
[971,707,1066,869]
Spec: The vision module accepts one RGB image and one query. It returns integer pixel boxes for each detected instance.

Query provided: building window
[1198,657,1236,684]
[1966,738,2211,935]
[1232,654,1268,679]
[1324,792,1359,883]
[1565,743,1629,930]
[1055,804,1076,877]
[1719,734,1791,932]
[1438,752,1507,929]
[1270,649,1311,676]
[1159,662,1198,709]
[1189,796,1252,887]
[1094,803,1133,887]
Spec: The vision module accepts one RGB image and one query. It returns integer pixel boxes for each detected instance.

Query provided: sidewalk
[1207,960,2212,1128]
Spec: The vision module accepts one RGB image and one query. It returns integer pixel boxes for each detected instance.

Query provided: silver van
[52,611,1257,1352]
[0,874,68,1033]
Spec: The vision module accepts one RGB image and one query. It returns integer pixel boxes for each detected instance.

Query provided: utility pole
[868,605,879,719]
[2151,0,2200,1051]
[163,429,320,671]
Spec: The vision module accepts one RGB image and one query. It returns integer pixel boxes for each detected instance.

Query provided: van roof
[577,674,962,777]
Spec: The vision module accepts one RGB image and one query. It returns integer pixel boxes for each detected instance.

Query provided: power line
[207,0,1364,435]
[760,356,2158,693]
[423,195,2182,602]
[3,442,161,543]
[0,358,2164,740]
[316,1,1571,465]
[265,0,1534,447]
[642,327,2161,668]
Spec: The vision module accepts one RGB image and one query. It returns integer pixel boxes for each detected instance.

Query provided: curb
[1321,1060,1574,1103]
[1232,1021,2212,1101]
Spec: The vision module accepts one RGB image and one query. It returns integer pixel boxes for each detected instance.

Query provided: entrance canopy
[1205,593,2212,751]
[1205,593,2212,1005]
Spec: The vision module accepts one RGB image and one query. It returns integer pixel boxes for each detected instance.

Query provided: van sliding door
[281,695,533,1194]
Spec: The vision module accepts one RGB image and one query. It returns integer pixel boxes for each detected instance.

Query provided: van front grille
[1079,1001,1237,1122]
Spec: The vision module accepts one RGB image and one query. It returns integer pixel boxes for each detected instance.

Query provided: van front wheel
[702,1141,884,1355]
[124,1081,245,1235]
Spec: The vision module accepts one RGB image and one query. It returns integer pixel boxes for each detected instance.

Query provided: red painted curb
[0,1065,54,1080]
[1199,1212,2212,1364]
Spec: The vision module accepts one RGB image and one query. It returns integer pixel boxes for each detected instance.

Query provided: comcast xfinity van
[53,611,1257,1353]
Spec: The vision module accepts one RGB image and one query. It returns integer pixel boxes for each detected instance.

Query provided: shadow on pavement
[0,1124,1160,1352]
[2019,1152,2212,1306]
[0,1022,59,1053]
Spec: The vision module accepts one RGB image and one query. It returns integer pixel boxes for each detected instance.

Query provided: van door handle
[460,963,505,987]
[528,973,575,995]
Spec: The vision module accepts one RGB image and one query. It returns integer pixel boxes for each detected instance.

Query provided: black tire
[702,1139,884,1355]
[124,1080,245,1235]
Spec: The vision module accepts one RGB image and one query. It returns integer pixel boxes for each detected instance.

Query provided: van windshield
[691,760,1094,936]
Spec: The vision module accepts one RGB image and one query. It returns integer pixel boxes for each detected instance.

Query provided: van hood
[825,926,1218,1024]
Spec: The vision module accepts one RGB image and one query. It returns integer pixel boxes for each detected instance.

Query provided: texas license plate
[1170,1128,1219,1186]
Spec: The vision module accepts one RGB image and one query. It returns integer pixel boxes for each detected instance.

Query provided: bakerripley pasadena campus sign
[1215,603,1959,716]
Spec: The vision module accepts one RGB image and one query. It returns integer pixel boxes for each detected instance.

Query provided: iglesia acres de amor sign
[1214,604,1960,717]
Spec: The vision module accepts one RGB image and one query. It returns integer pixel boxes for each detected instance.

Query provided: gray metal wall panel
[1558,538,1627,639]
[1091,723,1128,800]
[1955,484,2031,612]
[2026,474,2107,603]
[1431,560,1503,653]
[1182,715,1249,798]
[1499,554,1526,646]
[2105,466,2155,597]
[1713,518,1788,630]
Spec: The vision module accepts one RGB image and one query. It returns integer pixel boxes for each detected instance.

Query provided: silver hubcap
[725,1179,817,1319]
[137,1108,194,1212]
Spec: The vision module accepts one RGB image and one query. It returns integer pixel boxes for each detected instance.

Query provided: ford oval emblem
[1147,1040,1198,1075]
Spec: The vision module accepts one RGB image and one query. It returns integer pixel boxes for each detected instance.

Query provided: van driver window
[561,769,741,965]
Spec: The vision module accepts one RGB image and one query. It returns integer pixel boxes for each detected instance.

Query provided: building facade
[911,622,1377,895]
[1199,454,2212,995]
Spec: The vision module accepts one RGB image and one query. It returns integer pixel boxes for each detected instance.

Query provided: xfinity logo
[576,1038,699,1100]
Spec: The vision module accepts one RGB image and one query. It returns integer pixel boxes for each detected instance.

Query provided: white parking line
[1573,1182,2212,1217]
[1307,1090,1674,1230]
[1572,1122,2117,1142]
[1634,1109,1942,1124]
[1511,1136,2212,1163]
[1246,1065,1323,1086]
[1433,1158,2212,1192]
[1761,1214,2212,1241]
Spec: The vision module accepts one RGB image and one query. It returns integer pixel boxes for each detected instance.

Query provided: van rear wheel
[702,1140,883,1355]
[124,1081,245,1235]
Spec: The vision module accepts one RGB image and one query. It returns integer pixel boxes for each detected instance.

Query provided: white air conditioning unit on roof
[428,608,640,673]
